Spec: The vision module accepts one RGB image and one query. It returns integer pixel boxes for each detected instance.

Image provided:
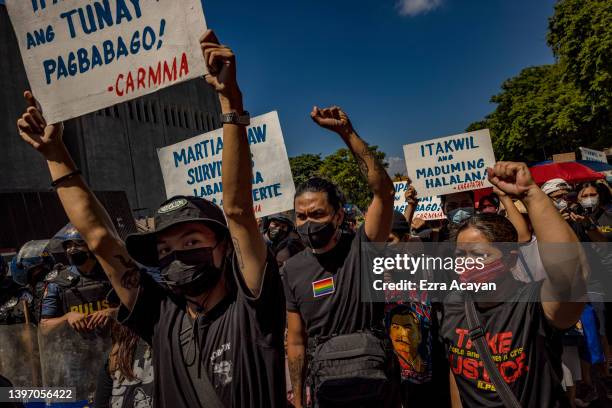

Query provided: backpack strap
[464,297,521,408]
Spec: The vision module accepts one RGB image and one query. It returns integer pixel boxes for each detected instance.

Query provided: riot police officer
[40,224,117,333]
[4,240,55,325]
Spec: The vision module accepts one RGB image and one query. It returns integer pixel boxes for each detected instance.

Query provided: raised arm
[310,107,395,241]
[495,187,531,243]
[487,162,585,329]
[403,183,418,226]
[17,92,140,310]
[200,30,267,296]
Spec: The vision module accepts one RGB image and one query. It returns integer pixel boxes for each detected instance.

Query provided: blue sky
[199,0,556,174]
[3,0,556,174]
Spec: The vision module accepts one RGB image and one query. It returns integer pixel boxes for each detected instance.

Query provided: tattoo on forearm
[353,144,380,179]
[114,254,141,290]
[288,355,305,394]
[232,238,245,269]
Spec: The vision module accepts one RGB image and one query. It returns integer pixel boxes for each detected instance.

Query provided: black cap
[391,211,411,234]
[125,196,228,267]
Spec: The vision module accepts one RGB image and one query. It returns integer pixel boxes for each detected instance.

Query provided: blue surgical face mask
[447,207,474,224]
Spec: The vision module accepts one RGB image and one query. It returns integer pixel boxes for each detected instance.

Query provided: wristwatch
[220,111,250,126]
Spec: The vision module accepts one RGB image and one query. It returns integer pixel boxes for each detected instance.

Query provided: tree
[318,146,387,211]
[548,0,612,108]
[289,153,323,188]
[467,65,595,162]
[467,0,611,161]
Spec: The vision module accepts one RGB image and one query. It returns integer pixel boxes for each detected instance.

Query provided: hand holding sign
[200,30,241,106]
[404,185,418,206]
[17,91,64,159]
[487,162,536,199]
[311,106,354,136]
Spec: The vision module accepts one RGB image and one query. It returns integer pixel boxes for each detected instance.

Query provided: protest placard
[158,111,296,218]
[403,129,496,196]
[579,147,608,164]
[6,0,207,123]
[393,181,445,221]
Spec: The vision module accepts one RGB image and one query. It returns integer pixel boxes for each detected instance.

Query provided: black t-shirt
[117,253,286,408]
[281,225,384,339]
[440,281,567,407]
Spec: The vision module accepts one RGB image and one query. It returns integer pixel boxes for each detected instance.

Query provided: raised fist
[310,106,353,135]
[487,162,536,199]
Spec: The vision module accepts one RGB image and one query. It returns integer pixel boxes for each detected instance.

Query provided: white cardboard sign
[6,0,208,123]
[403,129,496,196]
[158,111,296,218]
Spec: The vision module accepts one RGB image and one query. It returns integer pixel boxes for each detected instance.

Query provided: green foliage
[467,65,595,161]
[289,153,323,187]
[318,146,387,211]
[468,0,611,161]
[290,147,387,211]
[548,0,612,107]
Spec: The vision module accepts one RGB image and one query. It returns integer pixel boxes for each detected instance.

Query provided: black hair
[579,182,611,206]
[440,191,475,208]
[450,213,518,243]
[295,177,346,211]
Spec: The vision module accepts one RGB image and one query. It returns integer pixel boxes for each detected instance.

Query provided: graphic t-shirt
[118,253,286,408]
[95,341,154,408]
[440,281,567,407]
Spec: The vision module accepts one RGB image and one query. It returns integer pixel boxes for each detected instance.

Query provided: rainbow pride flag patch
[312,277,335,298]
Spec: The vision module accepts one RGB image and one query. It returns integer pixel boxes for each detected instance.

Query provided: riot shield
[38,321,110,402]
[0,323,42,387]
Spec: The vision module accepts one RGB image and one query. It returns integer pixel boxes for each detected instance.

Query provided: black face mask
[67,250,91,267]
[297,220,337,250]
[268,226,288,243]
[160,247,224,297]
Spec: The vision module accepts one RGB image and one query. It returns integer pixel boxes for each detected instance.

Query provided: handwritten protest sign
[158,111,296,218]
[6,0,207,123]
[403,129,496,196]
[393,181,445,221]
[579,147,608,164]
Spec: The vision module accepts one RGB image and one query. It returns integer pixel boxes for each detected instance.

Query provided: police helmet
[10,240,55,286]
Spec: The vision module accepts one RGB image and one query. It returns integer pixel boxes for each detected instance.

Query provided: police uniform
[41,265,114,319]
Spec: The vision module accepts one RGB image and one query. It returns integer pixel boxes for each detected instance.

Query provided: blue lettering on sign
[247,125,267,144]
[59,0,142,39]
[419,136,480,158]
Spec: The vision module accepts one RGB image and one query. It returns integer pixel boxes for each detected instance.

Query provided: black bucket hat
[125,196,228,267]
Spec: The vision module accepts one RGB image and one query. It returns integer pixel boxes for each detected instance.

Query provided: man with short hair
[16,30,286,408]
[282,107,397,407]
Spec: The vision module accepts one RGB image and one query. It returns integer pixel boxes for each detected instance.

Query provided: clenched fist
[311,106,354,136]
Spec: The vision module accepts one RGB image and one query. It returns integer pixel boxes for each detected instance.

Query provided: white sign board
[403,129,496,197]
[158,111,296,218]
[6,0,208,123]
[393,181,445,221]
[580,147,608,164]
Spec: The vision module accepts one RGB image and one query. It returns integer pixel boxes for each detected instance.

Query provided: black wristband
[51,169,82,188]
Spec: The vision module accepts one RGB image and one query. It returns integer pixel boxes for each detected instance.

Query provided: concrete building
[0,5,221,216]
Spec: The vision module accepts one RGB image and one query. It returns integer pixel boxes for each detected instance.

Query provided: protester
[282,105,397,407]
[442,162,586,407]
[7,240,56,325]
[477,194,500,214]
[437,191,476,242]
[40,225,117,334]
[94,321,154,408]
[16,29,285,407]
[578,182,612,241]
[265,213,305,267]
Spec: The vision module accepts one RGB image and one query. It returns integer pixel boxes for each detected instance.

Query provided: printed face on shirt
[294,192,343,228]
[390,311,421,359]
[156,222,225,268]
